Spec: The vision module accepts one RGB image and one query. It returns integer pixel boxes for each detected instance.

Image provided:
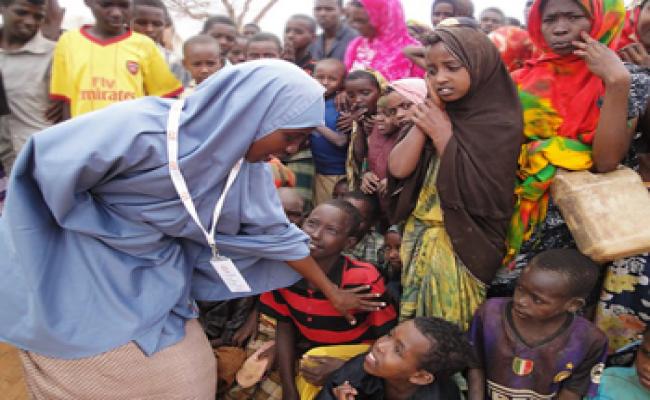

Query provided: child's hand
[335,91,350,112]
[411,99,452,142]
[331,285,386,325]
[300,355,345,386]
[337,112,354,133]
[573,31,630,86]
[618,42,650,68]
[378,178,388,197]
[332,381,358,400]
[361,172,380,194]
[231,308,259,347]
[45,101,64,123]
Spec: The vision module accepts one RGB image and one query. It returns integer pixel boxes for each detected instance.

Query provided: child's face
[313,62,346,98]
[431,2,455,27]
[245,128,311,162]
[425,42,470,103]
[638,1,650,50]
[332,181,349,199]
[364,320,434,384]
[374,106,396,136]
[284,18,315,53]
[345,78,380,114]
[348,4,375,38]
[383,232,402,274]
[345,198,372,237]
[246,40,282,60]
[383,91,414,128]
[540,0,592,56]
[278,190,305,227]
[479,9,504,34]
[205,22,237,56]
[302,204,355,259]
[637,333,650,390]
[183,43,223,85]
[85,0,132,36]
[1,0,45,43]
[512,266,583,324]
[131,5,166,44]
[228,37,248,65]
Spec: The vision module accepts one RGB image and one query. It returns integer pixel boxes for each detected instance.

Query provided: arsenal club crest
[126,60,139,75]
[512,357,534,376]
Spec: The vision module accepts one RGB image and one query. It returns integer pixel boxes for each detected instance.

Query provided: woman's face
[638,1,650,50]
[348,4,376,38]
[540,0,592,56]
[245,128,312,162]
[425,42,471,103]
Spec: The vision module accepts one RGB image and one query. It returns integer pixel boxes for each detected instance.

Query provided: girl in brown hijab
[388,18,522,329]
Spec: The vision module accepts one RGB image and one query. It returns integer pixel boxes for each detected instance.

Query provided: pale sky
[59,0,526,40]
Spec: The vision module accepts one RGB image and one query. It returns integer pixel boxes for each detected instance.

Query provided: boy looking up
[51,0,182,118]
[284,14,317,74]
[260,199,397,400]
[0,0,56,172]
[311,58,348,206]
[317,317,472,399]
[468,249,608,400]
[181,34,222,94]
[245,32,282,60]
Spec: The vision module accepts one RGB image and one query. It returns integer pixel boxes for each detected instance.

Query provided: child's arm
[573,32,633,172]
[402,46,427,70]
[315,126,348,147]
[388,125,428,178]
[468,368,486,400]
[276,320,299,400]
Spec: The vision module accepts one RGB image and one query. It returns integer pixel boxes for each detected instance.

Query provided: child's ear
[565,297,586,314]
[408,370,435,386]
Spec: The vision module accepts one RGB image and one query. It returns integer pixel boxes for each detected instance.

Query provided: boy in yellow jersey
[50,0,182,119]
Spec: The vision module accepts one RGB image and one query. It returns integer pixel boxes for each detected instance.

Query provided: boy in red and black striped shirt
[260,199,397,399]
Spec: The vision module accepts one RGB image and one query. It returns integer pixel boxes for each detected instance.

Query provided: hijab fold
[433,22,523,284]
[0,60,325,358]
[504,0,626,266]
[344,0,423,81]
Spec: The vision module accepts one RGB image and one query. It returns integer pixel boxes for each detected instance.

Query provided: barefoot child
[317,317,473,399]
[311,59,349,206]
[468,249,608,400]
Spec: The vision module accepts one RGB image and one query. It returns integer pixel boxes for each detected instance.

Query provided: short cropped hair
[247,32,282,52]
[1,0,45,6]
[414,317,476,378]
[340,191,380,223]
[345,70,381,92]
[289,14,317,34]
[480,7,506,20]
[202,15,236,33]
[183,34,220,55]
[527,249,600,299]
[318,199,362,236]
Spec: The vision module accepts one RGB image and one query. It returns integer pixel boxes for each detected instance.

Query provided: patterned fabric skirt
[19,319,216,399]
[399,215,486,331]
[595,253,650,353]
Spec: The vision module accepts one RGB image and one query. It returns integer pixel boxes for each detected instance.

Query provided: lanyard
[166,99,243,256]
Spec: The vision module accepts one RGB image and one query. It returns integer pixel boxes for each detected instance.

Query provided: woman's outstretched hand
[330,285,386,325]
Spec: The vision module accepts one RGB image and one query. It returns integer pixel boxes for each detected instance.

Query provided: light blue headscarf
[0,59,325,358]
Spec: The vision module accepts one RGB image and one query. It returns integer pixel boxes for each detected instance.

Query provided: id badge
[210,255,252,293]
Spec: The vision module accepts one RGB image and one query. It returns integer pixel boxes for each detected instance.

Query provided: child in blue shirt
[311,58,349,206]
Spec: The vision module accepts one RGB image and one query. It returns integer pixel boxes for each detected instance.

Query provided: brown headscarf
[433,20,523,284]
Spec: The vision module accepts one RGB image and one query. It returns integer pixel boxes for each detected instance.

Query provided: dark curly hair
[413,317,476,378]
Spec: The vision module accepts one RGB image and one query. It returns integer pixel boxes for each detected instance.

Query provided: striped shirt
[260,256,397,349]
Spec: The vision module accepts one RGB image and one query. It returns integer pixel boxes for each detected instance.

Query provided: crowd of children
[1,0,650,399]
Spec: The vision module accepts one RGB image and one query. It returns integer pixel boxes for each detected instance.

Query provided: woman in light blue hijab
[0,60,381,398]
